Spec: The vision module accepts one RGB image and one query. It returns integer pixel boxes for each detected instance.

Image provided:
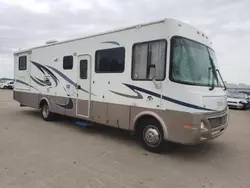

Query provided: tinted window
[19,56,27,70]
[63,56,73,70]
[95,47,125,73]
[80,60,88,79]
[132,40,166,80]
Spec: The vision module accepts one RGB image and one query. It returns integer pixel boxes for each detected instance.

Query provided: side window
[132,40,167,80]
[19,56,27,71]
[63,56,73,70]
[95,47,125,73]
[80,60,88,79]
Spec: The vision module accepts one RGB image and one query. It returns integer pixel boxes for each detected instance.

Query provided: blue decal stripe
[30,61,95,96]
[30,60,45,74]
[161,95,212,111]
[30,76,46,86]
[47,66,95,95]
[123,83,213,111]
[31,61,58,87]
[15,79,29,87]
[15,79,38,91]
[53,98,74,110]
[124,83,161,98]
[47,66,76,86]
[35,77,45,83]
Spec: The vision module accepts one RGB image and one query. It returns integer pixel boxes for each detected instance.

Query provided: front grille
[228,101,237,104]
[208,114,227,129]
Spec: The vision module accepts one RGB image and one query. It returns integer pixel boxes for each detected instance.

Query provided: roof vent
[45,40,58,44]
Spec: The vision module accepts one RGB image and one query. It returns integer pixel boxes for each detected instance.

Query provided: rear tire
[41,102,54,121]
[137,118,166,153]
[3,86,7,89]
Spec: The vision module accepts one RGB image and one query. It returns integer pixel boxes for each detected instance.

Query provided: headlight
[240,100,248,104]
[200,122,208,131]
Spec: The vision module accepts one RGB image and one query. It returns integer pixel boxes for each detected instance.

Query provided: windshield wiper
[208,57,216,91]
[208,67,214,91]
[216,69,227,90]
[208,57,227,91]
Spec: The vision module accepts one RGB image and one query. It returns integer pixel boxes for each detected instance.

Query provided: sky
[0,0,249,84]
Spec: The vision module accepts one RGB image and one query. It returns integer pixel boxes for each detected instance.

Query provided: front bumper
[166,107,229,145]
[228,102,249,109]
[199,112,229,143]
[194,107,229,144]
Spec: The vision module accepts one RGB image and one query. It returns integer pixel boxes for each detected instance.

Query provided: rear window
[19,56,27,70]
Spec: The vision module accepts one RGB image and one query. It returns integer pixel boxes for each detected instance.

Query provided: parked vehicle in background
[227,92,249,110]
[247,95,250,104]
[0,81,14,89]
[7,81,14,89]
[238,91,250,104]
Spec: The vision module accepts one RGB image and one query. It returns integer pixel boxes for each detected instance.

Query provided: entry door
[76,55,91,118]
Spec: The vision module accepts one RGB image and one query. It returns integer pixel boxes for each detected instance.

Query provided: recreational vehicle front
[13,18,229,152]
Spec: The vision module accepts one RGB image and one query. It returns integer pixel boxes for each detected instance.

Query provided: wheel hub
[42,106,49,118]
[144,127,161,146]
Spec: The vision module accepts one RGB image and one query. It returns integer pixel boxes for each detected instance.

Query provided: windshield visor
[170,36,223,87]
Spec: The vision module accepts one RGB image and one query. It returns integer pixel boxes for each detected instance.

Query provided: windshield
[228,92,247,99]
[170,36,224,87]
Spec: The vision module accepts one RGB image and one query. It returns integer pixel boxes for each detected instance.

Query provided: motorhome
[13,18,229,152]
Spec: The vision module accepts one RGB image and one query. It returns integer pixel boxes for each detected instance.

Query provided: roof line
[14,18,168,55]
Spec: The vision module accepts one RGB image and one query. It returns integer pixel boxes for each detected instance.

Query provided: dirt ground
[0,89,249,188]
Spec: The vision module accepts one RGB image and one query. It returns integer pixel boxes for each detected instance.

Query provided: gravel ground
[0,89,249,188]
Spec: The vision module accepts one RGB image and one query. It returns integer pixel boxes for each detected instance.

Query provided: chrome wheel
[42,105,49,118]
[143,125,161,147]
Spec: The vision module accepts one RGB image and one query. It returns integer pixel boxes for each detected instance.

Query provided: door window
[80,60,88,79]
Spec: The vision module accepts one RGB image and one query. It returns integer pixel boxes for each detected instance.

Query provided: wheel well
[134,115,160,135]
[39,99,48,109]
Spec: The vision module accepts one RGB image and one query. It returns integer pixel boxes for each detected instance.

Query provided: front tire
[137,118,166,153]
[41,103,54,121]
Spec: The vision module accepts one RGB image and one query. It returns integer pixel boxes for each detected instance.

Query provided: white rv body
[13,18,229,146]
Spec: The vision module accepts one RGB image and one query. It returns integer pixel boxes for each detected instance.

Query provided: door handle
[77,85,81,89]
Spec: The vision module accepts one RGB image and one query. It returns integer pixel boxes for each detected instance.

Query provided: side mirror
[148,64,156,80]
